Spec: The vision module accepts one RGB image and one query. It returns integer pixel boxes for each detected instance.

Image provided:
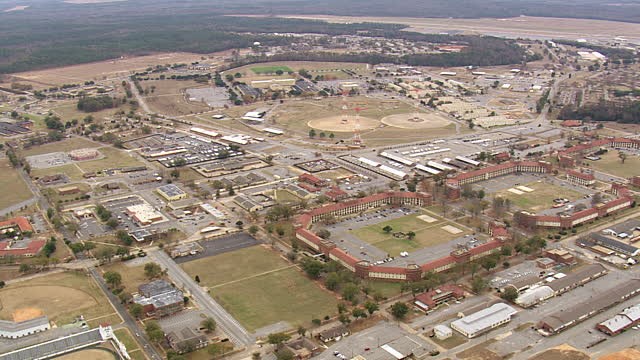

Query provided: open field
[181,245,289,287]
[350,211,472,256]
[0,159,32,209]
[113,328,145,360]
[102,263,147,292]
[316,168,355,181]
[9,52,215,86]
[529,344,590,360]
[363,280,403,299]
[586,151,640,178]
[21,137,99,157]
[229,61,367,76]
[278,15,640,43]
[144,79,211,116]
[251,65,293,74]
[430,332,468,350]
[31,163,85,181]
[495,181,584,213]
[77,147,145,173]
[56,348,117,360]
[0,271,116,325]
[274,189,302,203]
[182,245,338,331]
[45,182,91,204]
[270,96,457,145]
[51,102,121,124]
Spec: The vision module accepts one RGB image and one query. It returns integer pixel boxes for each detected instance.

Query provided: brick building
[566,170,595,186]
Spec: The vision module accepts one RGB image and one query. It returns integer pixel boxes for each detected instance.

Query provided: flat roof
[451,303,517,335]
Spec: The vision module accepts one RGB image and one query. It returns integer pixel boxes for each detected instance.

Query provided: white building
[0,316,50,339]
[434,324,453,340]
[450,303,517,338]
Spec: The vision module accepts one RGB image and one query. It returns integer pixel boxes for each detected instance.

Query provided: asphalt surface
[149,248,254,346]
[88,267,162,360]
[175,233,259,264]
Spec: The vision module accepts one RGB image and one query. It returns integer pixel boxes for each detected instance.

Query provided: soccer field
[350,211,472,256]
[181,246,338,331]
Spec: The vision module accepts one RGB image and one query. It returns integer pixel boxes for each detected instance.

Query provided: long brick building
[294,191,504,282]
[445,161,552,199]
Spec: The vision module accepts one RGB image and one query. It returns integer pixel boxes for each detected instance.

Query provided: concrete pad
[441,225,463,234]
[517,186,534,192]
[508,188,524,195]
[418,214,437,223]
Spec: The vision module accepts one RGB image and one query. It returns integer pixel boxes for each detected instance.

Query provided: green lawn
[364,281,403,299]
[213,267,337,331]
[251,65,293,74]
[21,137,98,157]
[77,147,145,173]
[495,181,584,212]
[0,159,32,209]
[181,245,289,287]
[586,150,640,178]
[350,212,471,256]
[31,163,85,181]
[182,245,338,331]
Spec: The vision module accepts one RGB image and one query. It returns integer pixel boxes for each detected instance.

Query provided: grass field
[181,245,338,331]
[251,65,293,74]
[44,182,91,204]
[0,271,116,325]
[77,147,145,173]
[350,211,472,256]
[363,281,403,299]
[21,137,99,157]
[0,159,32,209]
[586,151,640,178]
[143,79,210,116]
[274,189,302,204]
[52,102,121,124]
[316,168,355,181]
[101,263,147,292]
[31,163,85,181]
[114,328,145,360]
[495,181,584,212]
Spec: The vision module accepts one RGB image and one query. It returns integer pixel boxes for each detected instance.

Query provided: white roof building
[515,285,555,308]
[434,325,453,340]
[450,303,517,338]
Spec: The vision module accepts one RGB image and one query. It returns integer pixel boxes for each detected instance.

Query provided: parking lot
[26,152,72,169]
[175,233,259,264]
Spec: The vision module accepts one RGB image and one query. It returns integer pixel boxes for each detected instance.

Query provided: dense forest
[0,0,636,73]
[558,101,640,124]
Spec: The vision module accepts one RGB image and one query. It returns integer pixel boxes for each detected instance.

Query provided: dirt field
[8,52,217,86]
[381,112,451,129]
[0,158,32,210]
[12,307,44,322]
[143,79,210,116]
[308,115,381,132]
[56,348,117,360]
[529,344,590,360]
[278,15,640,43]
[0,271,116,325]
[598,348,640,360]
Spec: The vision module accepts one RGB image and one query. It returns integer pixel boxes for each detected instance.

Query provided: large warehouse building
[450,303,518,338]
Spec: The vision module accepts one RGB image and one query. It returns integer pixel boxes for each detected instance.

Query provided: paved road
[89,267,162,360]
[149,249,254,346]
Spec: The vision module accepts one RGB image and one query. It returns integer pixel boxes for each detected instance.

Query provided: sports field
[586,151,640,178]
[251,65,293,74]
[56,348,116,360]
[350,211,472,256]
[0,159,32,209]
[181,245,338,331]
[0,271,116,325]
[495,181,584,212]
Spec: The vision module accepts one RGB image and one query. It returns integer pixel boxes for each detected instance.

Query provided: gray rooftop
[451,303,517,335]
[158,184,186,197]
[0,316,48,335]
[547,263,607,293]
[590,233,639,255]
[0,327,104,360]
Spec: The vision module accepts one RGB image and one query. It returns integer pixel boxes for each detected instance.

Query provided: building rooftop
[0,316,48,334]
[158,184,186,197]
[451,303,517,335]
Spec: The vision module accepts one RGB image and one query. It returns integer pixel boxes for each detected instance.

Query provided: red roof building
[324,187,348,202]
[0,217,33,233]
[561,120,583,127]
[298,173,328,188]
[414,285,465,311]
[0,239,45,257]
[566,170,595,186]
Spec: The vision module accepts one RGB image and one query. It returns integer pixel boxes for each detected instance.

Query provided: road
[125,79,152,114]
[89,267,163,360]
[149,249,254,346]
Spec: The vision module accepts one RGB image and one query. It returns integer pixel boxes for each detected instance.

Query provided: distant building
[450,303,517,338]
[0,316,50,339]
[68,148,99,161]
[56,185,80,196]
[134,280,184,318]
[157,184,187,202]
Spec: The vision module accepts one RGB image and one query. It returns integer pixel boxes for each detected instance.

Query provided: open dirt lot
[56,348,117,360]
[8,52,214,86]
[0,271,116,325]
[308,115,380,132]
[529,344,590,360]
[599,348,640,360]
[0,158,32,210]
[278,15,640,42]
[381,112,451,129]
[181,245,338,331]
